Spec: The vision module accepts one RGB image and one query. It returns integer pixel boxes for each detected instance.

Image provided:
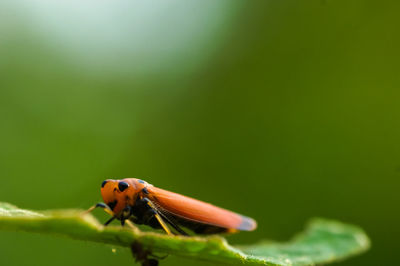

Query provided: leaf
[0,202,369,265]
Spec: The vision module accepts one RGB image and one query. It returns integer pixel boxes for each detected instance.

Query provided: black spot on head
[101,180,108,188]
[107,200,118,211]
[138,179,145,184]
[142,187,149,194]
[118,181,129,192]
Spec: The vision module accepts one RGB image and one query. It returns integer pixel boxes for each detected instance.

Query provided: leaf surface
[0,202,369,265]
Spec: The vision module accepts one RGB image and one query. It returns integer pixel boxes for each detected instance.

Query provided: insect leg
[85,202,118,226]
[154,212,173,236]
[85,202,114,216]
[156,210,188,236]
[143,198,173,236]
[104,216,117,226]
[120,206,133,226]
[140,198,188,236]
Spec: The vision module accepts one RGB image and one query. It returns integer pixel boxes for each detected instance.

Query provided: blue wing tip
[239,216,257,231]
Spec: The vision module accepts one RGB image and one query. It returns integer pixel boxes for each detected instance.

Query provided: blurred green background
[1,0,399,265]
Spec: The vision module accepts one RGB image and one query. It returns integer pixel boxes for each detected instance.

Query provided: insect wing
[146,186,256,231]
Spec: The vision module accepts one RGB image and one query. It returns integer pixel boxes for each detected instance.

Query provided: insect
[89,178,257,236]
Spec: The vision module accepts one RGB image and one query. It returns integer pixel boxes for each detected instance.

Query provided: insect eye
[118,181,129,192]
[101,180,108,188]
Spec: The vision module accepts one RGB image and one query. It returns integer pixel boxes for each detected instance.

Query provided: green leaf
[0,202,369,265]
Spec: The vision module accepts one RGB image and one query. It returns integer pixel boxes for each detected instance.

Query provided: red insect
[89,178,257,236]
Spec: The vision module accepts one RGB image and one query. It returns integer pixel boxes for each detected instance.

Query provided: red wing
[146,186,256,231]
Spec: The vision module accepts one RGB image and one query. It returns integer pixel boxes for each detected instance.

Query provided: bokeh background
[1,0,399,265]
